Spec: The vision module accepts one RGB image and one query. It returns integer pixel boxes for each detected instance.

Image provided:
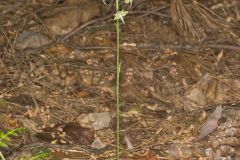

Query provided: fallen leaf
[17,116,38,132]
[121,150,158,160]
[41,2,100,36]
[124,134,134,150]
[36,122,94,145]
[171,74,240,111]
[15,31,51,49]
[197,106,223,140]
[91,136,106,149]
[77,112,112,130]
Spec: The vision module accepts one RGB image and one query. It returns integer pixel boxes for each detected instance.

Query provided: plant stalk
[0,152,5,160]
[115,0,120,159]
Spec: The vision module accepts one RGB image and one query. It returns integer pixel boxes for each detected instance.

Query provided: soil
[0,0,240,159]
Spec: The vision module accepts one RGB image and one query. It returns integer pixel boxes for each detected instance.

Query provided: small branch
[128,10,170,18]
[122,43,240,51]
[67,43,240,51]
[59,15,113,42]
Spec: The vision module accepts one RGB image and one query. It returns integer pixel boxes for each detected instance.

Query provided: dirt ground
[0,0,240,159]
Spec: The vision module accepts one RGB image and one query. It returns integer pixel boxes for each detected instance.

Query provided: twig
[58,6,170,43]
[20,142,113,154]
[134,4,170,19]
[59,15,113,42]
[66,43,240,51]
[132,43,240,51]
[128,10,170,18]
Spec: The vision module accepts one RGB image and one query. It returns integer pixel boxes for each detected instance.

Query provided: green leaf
[0,128,24,148]
[114,10,128,24]
[0,141,8,148]
[3,137,10,142]
[31,152,49,160]
[124,0,133,7]
[9,132,18,136]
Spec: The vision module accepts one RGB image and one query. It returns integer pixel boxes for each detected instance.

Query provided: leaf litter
[0,0,240,159]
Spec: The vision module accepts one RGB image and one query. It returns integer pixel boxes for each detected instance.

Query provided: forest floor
[0,0,240,159]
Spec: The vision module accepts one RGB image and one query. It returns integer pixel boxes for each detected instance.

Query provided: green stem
[0,152,5,160]
[115,0,120,160]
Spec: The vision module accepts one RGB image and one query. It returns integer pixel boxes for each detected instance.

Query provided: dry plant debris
[0,0,239,159]
[196,106,223,140]
[35,122,94,145]
[206,116,240,159]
